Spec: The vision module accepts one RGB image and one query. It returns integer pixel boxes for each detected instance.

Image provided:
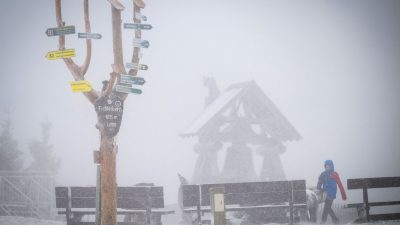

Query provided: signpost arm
[55,0,98,104]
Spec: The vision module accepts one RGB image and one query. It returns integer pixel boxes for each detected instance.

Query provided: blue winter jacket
[317,160,337,199]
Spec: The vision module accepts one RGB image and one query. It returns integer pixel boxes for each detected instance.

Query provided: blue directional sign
[115,85,142,95]
[78,32,102,39]
[125,63,148,70]
[133,39,150,48]
[120,75,146,85]
[46,25,75,37]
[124,23,152,30]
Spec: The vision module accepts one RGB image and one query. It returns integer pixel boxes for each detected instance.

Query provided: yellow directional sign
[46,49,75,60]
[70,80,92,93]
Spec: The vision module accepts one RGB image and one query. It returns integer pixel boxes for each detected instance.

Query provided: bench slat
[347,177,400,189]
[293,190,307,204]
[347,201,400,208]
[201,181,289,195]
[291,180,306,191]
[182,185,200,208]
[56,186,165,209]
[57,209,174,215]
[62,222,139,225]
[55,187,68,198]
[183,203,306,213]
[201,191,289,206]
[369,213,400,221]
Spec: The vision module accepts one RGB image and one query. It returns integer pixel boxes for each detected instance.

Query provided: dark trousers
[322,198,339,223]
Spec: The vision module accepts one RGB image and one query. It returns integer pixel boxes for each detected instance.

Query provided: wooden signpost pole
[50,1,148,225]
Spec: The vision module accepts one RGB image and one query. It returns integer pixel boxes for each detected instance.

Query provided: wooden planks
[347,177,400,189]
[55,186,164,209]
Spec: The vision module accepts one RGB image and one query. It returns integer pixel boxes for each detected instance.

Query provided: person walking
[317,160,347,224]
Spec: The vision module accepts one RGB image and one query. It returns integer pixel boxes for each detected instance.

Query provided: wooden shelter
[181,80,301,184]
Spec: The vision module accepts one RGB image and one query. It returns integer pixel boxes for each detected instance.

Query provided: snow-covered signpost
[47,0,150,224]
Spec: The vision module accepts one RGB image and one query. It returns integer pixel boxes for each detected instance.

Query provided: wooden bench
[182,180,307,225]
[346,176,400,223]
[55,186,174,225]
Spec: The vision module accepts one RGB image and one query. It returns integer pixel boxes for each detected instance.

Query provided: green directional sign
[120,75,146,85]
[116,85,142,94]
[78,32,102,39]
[46,25,75,37]
[124,23,152,30]
[126,62,148,70]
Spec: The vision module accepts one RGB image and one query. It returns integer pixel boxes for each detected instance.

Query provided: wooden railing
[0,171,56,219]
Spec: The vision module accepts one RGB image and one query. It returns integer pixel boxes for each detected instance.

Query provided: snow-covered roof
[182,87,242,136]
[181,81,301,142]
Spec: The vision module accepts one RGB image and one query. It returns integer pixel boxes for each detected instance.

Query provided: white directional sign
[124,23,152,30]
[115,85,142,95]
[125,63,148,70]
[78,32,102,39]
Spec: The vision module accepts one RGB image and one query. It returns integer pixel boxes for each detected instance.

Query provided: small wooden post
[288,181,294,225]
[145,187,152,225]
[196,185,202,225]
[210,187,226,225]
[66,187,72,225]
[362,179,370,222]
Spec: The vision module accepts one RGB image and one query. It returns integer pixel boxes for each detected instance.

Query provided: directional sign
[120,75,146,86]
[70,80,92,92]
[46,25,75,37]
[78,32,102,39]
[135,13,147,21]
[46,49,75,60]
[124,23,152,30]
[125,63,148,70]
[133,39,150,48]
[95,94,124,138]
[115,85,142,94]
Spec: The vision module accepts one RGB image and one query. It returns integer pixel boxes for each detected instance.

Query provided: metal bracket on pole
[93,150,101,164]
[95,165,101,225]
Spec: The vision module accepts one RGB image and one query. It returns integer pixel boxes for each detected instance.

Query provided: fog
[0,0,399,205]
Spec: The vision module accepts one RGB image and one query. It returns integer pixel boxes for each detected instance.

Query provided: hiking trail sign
[115,85,142,95]
[120,75,146,85]
[124,23,152,30]
[45,49,76,60]
[78,32,102,39]
[70,80,92,92]
[126,62,148,70]
[46,25,75,37]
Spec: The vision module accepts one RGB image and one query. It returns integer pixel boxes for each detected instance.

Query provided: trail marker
[115,85,142,94]
[78,32,102,39]
[70,80,92,92]
[125,62,148,70]
[124,23,152,30]
[120,75,146,86]
[46,49,75,60]
[46,25,75,37]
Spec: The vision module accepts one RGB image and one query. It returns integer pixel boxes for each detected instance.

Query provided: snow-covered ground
[1,216,400,225]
